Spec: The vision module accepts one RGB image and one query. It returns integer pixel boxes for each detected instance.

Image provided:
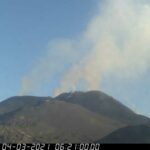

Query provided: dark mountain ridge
[99,124,150,143]
[55,91,150,125]
[0,96,52,115]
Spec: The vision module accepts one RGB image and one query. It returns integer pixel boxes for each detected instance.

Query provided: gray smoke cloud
[20,0,150,96]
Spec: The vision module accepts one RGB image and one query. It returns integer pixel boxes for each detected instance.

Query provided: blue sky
[0,0,150,117]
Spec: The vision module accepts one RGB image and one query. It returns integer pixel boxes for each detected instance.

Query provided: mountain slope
[0,96,52,115]
[55,91,150,125]
[0,99,123,142]
[99,124,150,143]
[0,91,149,143]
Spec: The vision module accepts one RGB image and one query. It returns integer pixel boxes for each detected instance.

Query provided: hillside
[0,91,149,143]
[0,99,123,142]
[55,91,150,125]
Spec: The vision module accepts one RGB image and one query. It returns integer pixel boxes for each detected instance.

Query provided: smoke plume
[20,0,150,96]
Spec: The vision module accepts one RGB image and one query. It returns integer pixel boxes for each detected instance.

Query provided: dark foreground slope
[0,91,149,143]
[99,124,150,143]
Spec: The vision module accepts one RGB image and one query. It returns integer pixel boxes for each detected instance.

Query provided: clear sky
[0,0,150,117]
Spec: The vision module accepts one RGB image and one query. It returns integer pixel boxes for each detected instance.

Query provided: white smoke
[20,0,150,96]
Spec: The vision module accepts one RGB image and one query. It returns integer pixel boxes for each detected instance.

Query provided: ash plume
[20,0,150,96]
